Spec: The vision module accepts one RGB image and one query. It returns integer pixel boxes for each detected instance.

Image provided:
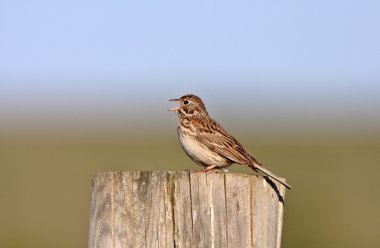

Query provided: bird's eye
[184,100,189,105]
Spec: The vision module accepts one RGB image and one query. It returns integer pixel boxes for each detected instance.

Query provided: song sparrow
[169,94,291,189]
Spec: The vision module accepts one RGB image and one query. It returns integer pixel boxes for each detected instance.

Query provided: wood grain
[88,171,286,248]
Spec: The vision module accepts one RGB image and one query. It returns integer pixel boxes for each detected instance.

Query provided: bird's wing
[191,118,255,165]
[191,118,292,189]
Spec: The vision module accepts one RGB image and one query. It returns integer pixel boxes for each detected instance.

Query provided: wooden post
[88,171,286,248]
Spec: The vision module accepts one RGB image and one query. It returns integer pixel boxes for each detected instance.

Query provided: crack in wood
[88,171,286,248]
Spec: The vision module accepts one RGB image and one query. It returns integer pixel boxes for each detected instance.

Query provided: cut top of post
[89,171,286,248]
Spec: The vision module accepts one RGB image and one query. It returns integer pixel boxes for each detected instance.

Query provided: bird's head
[169,94,208,117]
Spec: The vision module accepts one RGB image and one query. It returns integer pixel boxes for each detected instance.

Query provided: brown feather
[171,94,292,189]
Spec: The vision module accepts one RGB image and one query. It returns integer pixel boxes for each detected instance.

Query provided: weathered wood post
[89,171,286,248]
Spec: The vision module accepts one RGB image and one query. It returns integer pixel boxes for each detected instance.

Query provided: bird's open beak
[168,98,180,111]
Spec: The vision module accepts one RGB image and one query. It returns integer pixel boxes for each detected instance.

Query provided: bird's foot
[185,165,231,173]
[203,165,218,172]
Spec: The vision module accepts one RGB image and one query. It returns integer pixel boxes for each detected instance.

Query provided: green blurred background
[1,1,380,247]
[2,127,380,248]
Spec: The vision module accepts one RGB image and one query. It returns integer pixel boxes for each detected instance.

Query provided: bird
[168,94,291,190]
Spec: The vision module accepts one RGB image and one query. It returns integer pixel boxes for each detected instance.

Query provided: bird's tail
[249,162,292,190]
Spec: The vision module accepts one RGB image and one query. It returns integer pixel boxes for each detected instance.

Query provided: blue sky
[1,0,379,132]
[1,0,379,79]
